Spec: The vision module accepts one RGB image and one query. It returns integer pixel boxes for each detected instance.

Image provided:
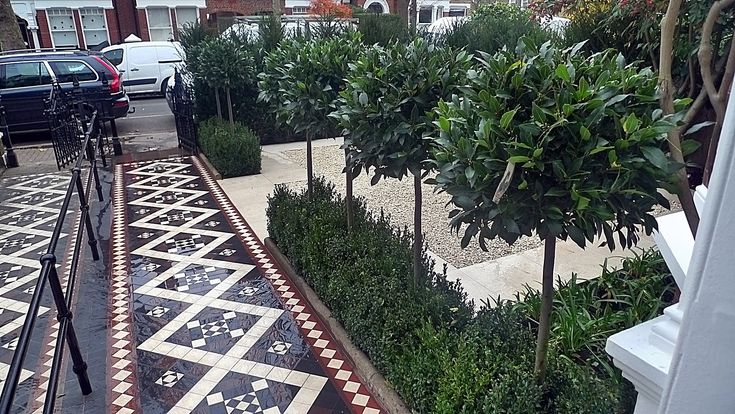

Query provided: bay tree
[336,39,472,285]
[431,40,685,383]
[189,36,255,126]
[258,32,363,204]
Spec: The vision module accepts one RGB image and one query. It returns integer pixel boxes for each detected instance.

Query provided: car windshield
[103,49,124,66]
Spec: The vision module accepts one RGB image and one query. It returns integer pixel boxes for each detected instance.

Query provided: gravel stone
[281,144,681,268]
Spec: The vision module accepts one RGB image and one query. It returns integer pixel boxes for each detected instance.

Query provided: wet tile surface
[110,157,382,414]
[0,172,80,412]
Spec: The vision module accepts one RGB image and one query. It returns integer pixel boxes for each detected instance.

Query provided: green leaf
[500,109,518,130]
[533,148,543,158]
[532,103,546,124]
[683,121,714,136]
[681,139,702,156]
[438,117,450,132]
[623,113,640,134]
[641,146,669,170]
[508,155,530,164]
[580,125,591,141]
[555,64,571,83]
[465,166,476,185]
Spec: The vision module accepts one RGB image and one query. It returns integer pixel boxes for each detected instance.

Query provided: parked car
[101,41,184,96]
[0,49,129,134]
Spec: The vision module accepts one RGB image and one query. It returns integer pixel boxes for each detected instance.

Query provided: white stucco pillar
[656,82,735,414]
[607,81,735,414]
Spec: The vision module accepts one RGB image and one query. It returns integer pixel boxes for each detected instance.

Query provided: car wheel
[160,77,170,96]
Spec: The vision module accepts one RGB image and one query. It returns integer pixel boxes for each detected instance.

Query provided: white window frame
[418,6,433,24]
[292,6,308,14]
[146,6,173,41]
[46,7,79,48]
[175,6,199,30]
[79,7,110,48]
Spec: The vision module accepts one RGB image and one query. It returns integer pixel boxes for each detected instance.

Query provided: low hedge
[198,117,261,178]
[267,178,677,413]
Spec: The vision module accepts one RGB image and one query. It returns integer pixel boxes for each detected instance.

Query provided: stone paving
[107,156,382,413]
[0,152,382,414]
[0,172,81,412]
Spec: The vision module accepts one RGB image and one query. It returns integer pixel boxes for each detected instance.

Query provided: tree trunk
[534,236,556,384]
[659,0,700,237]
[345,148,354,232]
[412,172,423,286]
[699,0,735,185]
[396,0,409,26]
[409,0,417,32]
[0,0,25,51]
[226,87,234,132]
[306,132,313,200]
[215,88,222,120]
[272,0,282,16]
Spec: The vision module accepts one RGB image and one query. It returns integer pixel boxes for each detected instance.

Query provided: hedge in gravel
[198,117,261,178]
[266,178,642,413]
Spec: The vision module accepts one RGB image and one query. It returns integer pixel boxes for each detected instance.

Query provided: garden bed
[267,178,676,414]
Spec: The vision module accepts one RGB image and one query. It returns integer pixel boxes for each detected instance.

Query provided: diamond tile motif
[146,305,170,318]
[267,341,291,355]
[154,370,183,387]
[109,157,383,414]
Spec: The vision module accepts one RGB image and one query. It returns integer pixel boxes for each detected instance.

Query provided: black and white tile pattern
[109,158,375,413]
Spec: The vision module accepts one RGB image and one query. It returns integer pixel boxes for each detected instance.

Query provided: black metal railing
[0,97,19,169]
[0,101,105,414]
[172,69,199,154]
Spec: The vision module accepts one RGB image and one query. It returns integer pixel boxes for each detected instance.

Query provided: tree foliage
[259,32,363,138]
[432,40,682,251]
[336,39,472,181]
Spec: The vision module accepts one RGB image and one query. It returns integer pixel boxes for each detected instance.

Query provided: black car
[0,49,129,134]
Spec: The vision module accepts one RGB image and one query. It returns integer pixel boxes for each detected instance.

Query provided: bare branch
[659,0,700,236]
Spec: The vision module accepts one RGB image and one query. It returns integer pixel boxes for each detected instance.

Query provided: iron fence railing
[172,69,199,154]
[0,99,105,414]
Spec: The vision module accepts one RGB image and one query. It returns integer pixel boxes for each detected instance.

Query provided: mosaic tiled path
[0,172,82,412]
[110,156,384,414]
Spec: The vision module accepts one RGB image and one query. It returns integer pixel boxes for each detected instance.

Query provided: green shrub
[267,178,673,413]
[198,117,261,177]
[356,12,409,46]
[440,3,553,55]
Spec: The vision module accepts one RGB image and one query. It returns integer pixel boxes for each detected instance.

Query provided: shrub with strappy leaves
[432,40,686,251]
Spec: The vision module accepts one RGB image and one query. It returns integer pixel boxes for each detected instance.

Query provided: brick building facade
[11,0,471,50]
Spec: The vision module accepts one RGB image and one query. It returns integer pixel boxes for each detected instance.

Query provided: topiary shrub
[198,117,261,178]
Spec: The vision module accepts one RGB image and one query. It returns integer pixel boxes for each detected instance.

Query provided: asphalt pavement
[116,95,175,137]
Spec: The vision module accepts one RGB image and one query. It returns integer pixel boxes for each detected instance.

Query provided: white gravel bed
[281,144,681,268]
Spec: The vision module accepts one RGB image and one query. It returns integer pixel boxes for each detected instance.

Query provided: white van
[101,40,184,95]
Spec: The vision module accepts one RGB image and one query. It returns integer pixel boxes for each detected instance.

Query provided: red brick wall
[112,0,140,41]
[73,9,86,48]
[170,8,178,40]
[137,9,151,41]
[106,9,121,43]
[205,0,279,17]
[36,10,53,48]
